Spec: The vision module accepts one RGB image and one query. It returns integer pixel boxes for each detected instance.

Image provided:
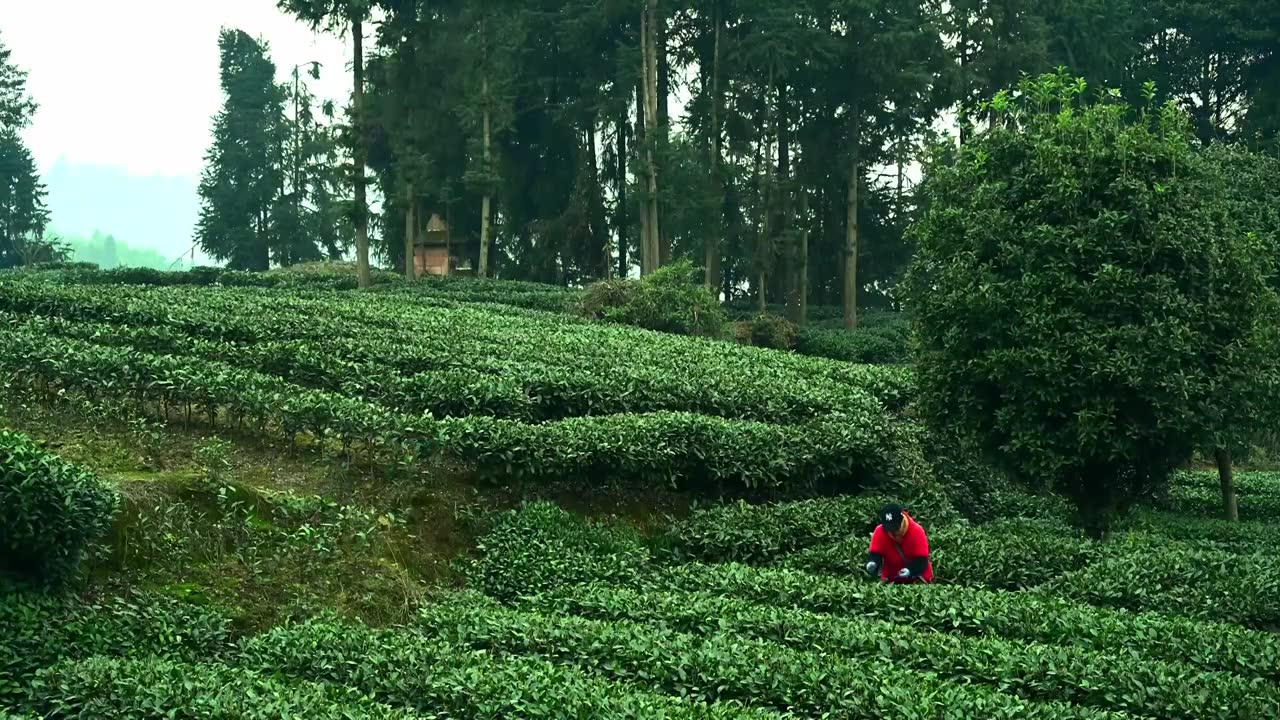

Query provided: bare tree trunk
[797,191,808,325]
[704,2,722,293]
[1216,447,1239,521]
[478,20,493,279]
[587,119,609,278]
[640,0,662,274]
[352,14,371,289]
[634,81,652,275]
[656,0,671,266]
[843,105,860,330]
[404,185,416,281]
[616,108,628,278]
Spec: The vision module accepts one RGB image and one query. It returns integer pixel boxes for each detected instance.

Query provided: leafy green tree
[196,29,287,271]
[0,34,48,269]
[1198,142,1280,520]
[906,72,1280,536]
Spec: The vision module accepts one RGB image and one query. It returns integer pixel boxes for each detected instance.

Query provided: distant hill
[54,229,185,270]
[42,159,202,263]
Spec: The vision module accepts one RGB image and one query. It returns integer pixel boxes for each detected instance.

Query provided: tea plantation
[2,270,1279,719]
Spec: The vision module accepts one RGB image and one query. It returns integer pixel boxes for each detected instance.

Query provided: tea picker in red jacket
[865,504,933,583]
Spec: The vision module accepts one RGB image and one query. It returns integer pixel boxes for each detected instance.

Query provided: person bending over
[865,503,932,583]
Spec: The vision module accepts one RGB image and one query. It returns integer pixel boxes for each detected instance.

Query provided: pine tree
[0,33,49,269]
[196,29,287,271]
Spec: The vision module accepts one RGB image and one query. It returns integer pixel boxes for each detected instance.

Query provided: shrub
[237,615,779,720]
[465,502,651,600]
[0,582,232,704]
[747,314,797,350]
[526,584,1280,720]
[654,562,1280,680]
[795,326,907,364]
[0,430,118,583]
[580,260,726,338]
[905,71,1280,536]
[417,593,1122,719]
[26,657,422,720]
[659,494,958,564]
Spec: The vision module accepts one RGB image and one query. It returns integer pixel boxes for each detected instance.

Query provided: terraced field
[3,271,1279,719]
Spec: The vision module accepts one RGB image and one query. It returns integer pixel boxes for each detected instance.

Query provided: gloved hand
[865,561,879,576]
[896,568,912,580]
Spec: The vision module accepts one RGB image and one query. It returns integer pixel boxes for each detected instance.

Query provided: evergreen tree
[0,33,49,269]
[196,29,287,271]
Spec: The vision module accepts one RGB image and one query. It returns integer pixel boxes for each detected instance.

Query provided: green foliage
[906,71,1280,533]
[0,130,50,270]
[525,583,1280,720]
[0,582,231,704]
[660,494,958,565]
[465,502,650,601]
[0,278,911,493]
[581,261,727,338]
[1040,544,1280,630]
[794,326,909,364]
[0,430,118,583]
[652,562,1280,680]
[416,592,1124,719]
[237,615,782,719]
[746,314,797,350]
[25,657,422,720]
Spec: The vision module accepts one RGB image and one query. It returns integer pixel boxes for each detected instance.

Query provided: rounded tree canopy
[905,71,1280,533]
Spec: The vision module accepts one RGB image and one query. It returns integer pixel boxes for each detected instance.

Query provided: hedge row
[1159,480,1280,520]
[782,519,1102,590]
[0,582,232,704]
[1129,510,1278,548]
[24,657,424,720]
[523,583,1280,720]
[659,495,962,564]
[415,593,1128,720]
[0,280,913,418]
[648,562,1280,680]
[236,617,785,719]
[18,311,901,425]
[1039,544,1280,631]
[465,502,651,601]
[0,328,899,492]
[0,430,118,583]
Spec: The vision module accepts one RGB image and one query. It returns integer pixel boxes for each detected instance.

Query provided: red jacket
[868,512,933,582]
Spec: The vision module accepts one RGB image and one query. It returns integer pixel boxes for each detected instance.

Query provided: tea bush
[0,430,118,583]
[526,583,1280,720]
[465,502,651,600]
[659,493,959,564]
[416,593,1126,720]
[652,562,1280,680]
[580,261,727,338]
[25,657,424,720]
[746,313,797,350]
[1040,545,1280,630]
[0,582,232,704]
[237,616,784,719]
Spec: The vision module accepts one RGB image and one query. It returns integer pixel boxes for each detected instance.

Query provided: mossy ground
[0,392,694,632]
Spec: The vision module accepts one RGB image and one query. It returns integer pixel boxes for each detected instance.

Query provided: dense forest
[4,3,1278,327]
[216,0,1280,324]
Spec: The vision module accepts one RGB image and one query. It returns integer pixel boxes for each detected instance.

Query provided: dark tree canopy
[906,72,1280,535]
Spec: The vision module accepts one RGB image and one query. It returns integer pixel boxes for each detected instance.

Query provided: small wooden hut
[414,213,476,277]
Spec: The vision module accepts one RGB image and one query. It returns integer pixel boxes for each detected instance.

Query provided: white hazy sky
[4,0,353,180]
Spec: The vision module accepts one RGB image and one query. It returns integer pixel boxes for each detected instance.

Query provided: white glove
[865,561,879,576]
[897,568,912,579]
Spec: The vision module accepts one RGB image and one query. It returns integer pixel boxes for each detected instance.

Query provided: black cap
[879,504,905,533]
